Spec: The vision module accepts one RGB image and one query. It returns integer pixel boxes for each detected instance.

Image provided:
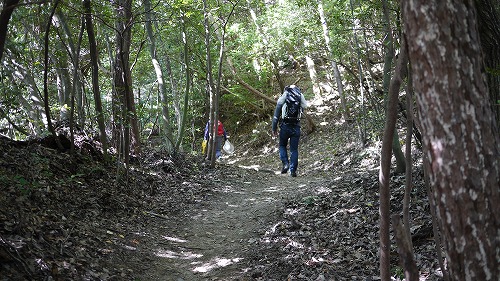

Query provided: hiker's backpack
[282,86,302,123]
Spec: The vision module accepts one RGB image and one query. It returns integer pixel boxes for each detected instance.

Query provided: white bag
[223,140,234,154]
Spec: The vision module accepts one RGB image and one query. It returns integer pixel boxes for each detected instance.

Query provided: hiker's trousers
[279,123,301,172]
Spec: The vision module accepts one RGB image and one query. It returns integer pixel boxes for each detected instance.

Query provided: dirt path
[0,129,440,280]
[141,163,316,281]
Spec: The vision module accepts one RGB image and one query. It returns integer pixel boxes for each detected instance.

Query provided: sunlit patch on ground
[162,236,188,243]
[155,249,203,260]
[192,257,243,273]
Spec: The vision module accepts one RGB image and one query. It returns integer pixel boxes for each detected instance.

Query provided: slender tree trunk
[114,0,140,164]
[144,0,174,152]
[69,16,85,155]
[402,1,500,280]
[403,64,413,245]
[382,0,406,174]
[333,61,349,120]
[209,1,235,167]
[349,0,367,145]
[53,55,71,121]
[60,12,85,129]
[202,1,216,165]
[125,60,140,156]
[55,11,85,126]
[317,0,349,120]
[83,0,107,157]
[175,10,191,152]
[113,2,130,164]
[54,12,76,122]
[379,29,410,281]
[43,0,63,150]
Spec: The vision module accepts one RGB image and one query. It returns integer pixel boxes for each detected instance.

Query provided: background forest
[1,0,499,280]
[0,0,404,158]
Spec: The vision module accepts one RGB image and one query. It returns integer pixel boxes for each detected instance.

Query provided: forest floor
[1,103,444,280]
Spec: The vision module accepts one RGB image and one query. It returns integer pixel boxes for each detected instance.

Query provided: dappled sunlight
[219,184,248,194]
[244,196,277,204]
[237,164,262,171]
[285,239,304,249]
[226,202,240,208]
[263,185,283,192]
[132,231,149,237]
[261,230,305,251]
[315,186,332,194]
[162,236,187,243]
[192,257,243,273]
[284,208,300,215]
[121,245,137,251]
[154,249,202,260]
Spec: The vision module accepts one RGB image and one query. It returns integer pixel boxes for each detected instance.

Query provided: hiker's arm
[272,93,287,132]
[300,94,308,109]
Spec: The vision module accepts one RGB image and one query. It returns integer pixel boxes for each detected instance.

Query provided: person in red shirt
[204,120,228,159]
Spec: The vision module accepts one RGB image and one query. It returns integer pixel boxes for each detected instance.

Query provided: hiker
[272,85,308,177]
[204,119,228,159]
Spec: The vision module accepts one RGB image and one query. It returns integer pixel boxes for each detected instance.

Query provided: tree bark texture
[402,1,500,280]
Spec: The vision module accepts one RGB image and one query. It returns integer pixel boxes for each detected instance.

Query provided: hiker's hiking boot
[290,171,297,177]
[281,163,289,174]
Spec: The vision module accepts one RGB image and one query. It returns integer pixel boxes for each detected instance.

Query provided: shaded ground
[1,112,443,280]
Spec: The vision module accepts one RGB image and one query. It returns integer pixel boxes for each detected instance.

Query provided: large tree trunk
[402,1,500,280]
